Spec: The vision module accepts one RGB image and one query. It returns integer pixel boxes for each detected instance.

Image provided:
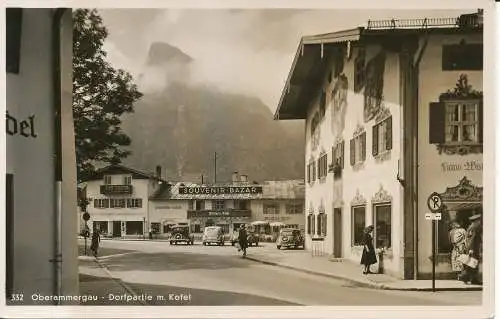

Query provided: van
[202,226,225,246]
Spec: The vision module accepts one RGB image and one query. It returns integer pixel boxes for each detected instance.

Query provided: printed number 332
[10,294,23,301]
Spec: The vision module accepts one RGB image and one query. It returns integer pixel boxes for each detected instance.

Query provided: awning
[251,221,269,226]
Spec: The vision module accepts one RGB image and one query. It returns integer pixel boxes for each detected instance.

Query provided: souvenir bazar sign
[179,186,263,195]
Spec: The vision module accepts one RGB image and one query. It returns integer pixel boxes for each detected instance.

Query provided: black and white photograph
[2,1,496,318]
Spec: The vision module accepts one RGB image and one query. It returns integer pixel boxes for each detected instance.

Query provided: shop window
[372,116,392,157]
[163,224,173,233]
[234,200,249,210]
[317,153,328,180]
[442,44,482,71]
[317,213,327,237]
[126,198,142,208]
[264,203,279,214]
[437,208,479,254]
[151,223,161,234]
[104,175,112,185]
[429,100,482,145]
[126,221,143,235]
[213,200,225,210]
[286,203,303,214]
[93,221,108,234]
[6,8,23,74]
[94,199,109,209]
[351,206,366,246]
[123,175,132,185]
[374,204,392,249]
[350,132,366,166]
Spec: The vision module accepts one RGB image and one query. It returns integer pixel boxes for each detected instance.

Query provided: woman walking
[238,225,249,257]
[448,221,467,280]
[90,229,101,257]
[360,225,377,274]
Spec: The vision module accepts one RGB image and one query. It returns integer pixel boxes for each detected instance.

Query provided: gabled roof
[274,14,483,121]
[81,164,167,183]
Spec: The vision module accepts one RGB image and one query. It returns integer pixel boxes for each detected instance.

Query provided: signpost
[427,192,443,292]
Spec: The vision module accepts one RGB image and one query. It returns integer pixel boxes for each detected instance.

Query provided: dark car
[276,228,304,250]
[169,225,194,245]
[246,231,259,247]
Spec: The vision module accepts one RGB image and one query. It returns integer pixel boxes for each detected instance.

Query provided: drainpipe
[52,8,66,304]
[411,34,429,280]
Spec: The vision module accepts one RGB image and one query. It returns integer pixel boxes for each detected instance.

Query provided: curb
[245,256,483,292]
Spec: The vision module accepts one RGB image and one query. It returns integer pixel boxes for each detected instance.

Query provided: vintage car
[202,226,225,246]
[276,228,304,250]
[169,225,195,245]
[230,228,259,247]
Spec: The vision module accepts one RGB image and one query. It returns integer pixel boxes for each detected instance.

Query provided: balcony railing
[100,184,133,195]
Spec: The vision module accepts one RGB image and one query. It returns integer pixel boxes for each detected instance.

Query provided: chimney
[240,174,248,183]
[231,171,239,183]
[155,165,162,178]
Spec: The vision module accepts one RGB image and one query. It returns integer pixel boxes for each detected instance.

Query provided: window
[319,91,327,118]
[151,222,161,234]
[317,153,328,179]
[437,208,479,254]
[374,205,392,249]
[93,221,108,234]
[123,176,132,185]
[354,47,366,93]
[163,224,174,233]
[213,200,225,210]
[307,160,317,184]
[264,203,279,214]
[372,116,392,157]
[193,224,201,233]
[351,206,366,246]
[110,198,126,208]
[286,203,303,214]
[126,198,142,208]
[104,175,112,185]
[317,213,327,236]
[234,200,249,210]
[350,132,366,165]
[307,214,315,235]
[195,200,205,210]
[442,44,482,71]
[332,141,345,171]
[125,221,143,235]
[217,224,230,234]
[286,224,299,229]
[188,200,194,210]
[6,8,23,74]
[94,199,109,209]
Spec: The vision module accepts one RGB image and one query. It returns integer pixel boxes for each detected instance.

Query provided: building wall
[6,9,78,304]
[304,43,403,275]
[149,200,190,227]
[417,33,483,276]
[251,199,305,230]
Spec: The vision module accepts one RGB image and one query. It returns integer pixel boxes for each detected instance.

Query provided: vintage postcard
[1,0,496,318]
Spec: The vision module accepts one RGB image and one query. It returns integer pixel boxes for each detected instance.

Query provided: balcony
[100,184,133,195]
[187,209,251,218]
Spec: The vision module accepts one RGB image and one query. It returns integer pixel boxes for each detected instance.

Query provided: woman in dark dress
[90,230,101,257]
[360,225,377,274]
[238,225,249,257]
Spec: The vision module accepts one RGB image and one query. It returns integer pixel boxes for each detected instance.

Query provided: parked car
[247,231,259,247]
[169,225,194,245]
[202,226,225,246]
[276,228,304,250]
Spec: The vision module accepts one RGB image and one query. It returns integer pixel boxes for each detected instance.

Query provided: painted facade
[275,13,483,279]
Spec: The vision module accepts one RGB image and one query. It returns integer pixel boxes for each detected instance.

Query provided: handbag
[458,254,478,269]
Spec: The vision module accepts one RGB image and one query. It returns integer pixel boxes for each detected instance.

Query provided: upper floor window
[195,200,205,210]
[317,153,328,180]
[6,8,23,74]
[319,91,327,118]
[188,200,194,210]
[286,203,303,215]
[264,203,279,215]
[103,175,112,185]
[307,159,317,184]
[234,200,249,210]
[94,199,109,209]
[350,131,366,166]
[354,47,366,93]
[212,200,225,211]
[442,43,483,71]
[127,198,142,208]
[372,116,392,157]
[332,141,345,178]
[110,198,126,209]
[123,176,132,185]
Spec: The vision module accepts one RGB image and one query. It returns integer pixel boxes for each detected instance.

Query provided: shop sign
[264,216,291,221]
[179,186,263,195]
[187,210,251,218]
[441,160,482,172]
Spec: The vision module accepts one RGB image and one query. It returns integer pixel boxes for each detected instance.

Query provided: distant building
[274,12,483,279]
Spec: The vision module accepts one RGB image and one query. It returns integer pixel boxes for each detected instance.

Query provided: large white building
[81,167,305,237]
[274,12,483,279]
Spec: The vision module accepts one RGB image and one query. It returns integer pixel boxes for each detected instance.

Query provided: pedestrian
[460,213,482,285]
[360,225,377,274]
[90,229,101,257]
[238,224,249,257]
[448,220,467,280]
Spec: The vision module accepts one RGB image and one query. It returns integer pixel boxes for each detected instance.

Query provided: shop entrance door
[112,221,121,237]
[333,208,342,258]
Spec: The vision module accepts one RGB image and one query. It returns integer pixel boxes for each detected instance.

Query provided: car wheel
[170,241,173,245]
[277,245,281,249]
[231,242,235,246]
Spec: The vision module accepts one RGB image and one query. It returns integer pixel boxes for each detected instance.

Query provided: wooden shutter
[341,141,345,169]
[307,164,310,183]
[350,139,355,166]
[372,125,379,156]
[429,102,446,144]
[478,100,483,143]
[313,162,316,181]
[386,116,393,150]
[361,132,367,161]
[6,8,23,74]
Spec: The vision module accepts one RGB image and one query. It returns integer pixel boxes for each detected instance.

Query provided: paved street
[78,239,482,306]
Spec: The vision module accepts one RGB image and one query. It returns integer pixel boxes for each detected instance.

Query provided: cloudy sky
[99,9,472,110]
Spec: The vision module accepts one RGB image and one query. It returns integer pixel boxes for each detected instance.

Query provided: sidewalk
[245,244,482,292]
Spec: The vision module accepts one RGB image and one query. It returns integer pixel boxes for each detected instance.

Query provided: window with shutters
[372,116,392,159]
[110,198,126,208]
[317,213,327,237]
[318,153,328,180]
[430,75,483,155]
[354,47,366,93]
[127,198,142,208]
[350,130,366,168]
[307,158,317,185]
[94,199,109,209]
[351,206,366,246]
[331,140,345,178]
[307,213,315,235]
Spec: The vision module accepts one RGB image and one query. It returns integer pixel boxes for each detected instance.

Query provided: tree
[73,9,143,181]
